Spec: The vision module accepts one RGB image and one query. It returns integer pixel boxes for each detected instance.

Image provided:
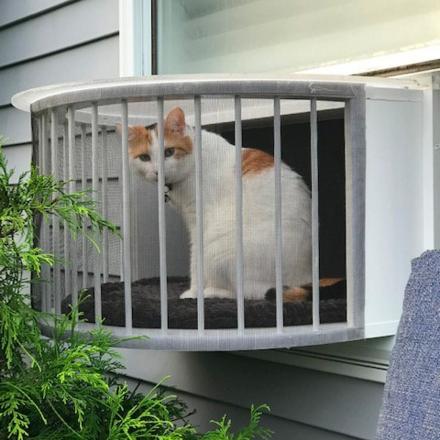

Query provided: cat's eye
[165,147,175,158]
[138,154,150,162]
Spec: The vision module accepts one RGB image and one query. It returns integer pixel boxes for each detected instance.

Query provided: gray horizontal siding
[1,0,119,146]
[123,376,359,440]
[0,0,118,68]
[0,107,32,145]
[1,144,33,183]
[0,0,77,28]
[0,36,119,107]
[119,350,383,440]
[0,34,119,146]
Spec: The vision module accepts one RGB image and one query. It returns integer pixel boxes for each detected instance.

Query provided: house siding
[0,0,119,174]
[119,349,383,440]
[123,375,360,440]
[0,0,79,28]
[2,2,388,438]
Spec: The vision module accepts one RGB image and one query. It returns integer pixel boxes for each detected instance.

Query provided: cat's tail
[265,278,346,302]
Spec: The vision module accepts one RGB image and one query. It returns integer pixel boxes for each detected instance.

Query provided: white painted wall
[364,92,426,336]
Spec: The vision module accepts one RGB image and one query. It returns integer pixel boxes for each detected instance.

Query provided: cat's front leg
[180,239,198,299]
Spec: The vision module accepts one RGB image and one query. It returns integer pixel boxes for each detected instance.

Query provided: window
[153,0,440,75]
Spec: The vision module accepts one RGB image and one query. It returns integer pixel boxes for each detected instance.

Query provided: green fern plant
[0,146,271,439]
[202,405,272,440]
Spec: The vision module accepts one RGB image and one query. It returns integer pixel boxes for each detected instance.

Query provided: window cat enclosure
[12,75,426,350]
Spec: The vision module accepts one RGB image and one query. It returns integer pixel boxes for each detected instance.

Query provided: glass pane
[157,0,440,74]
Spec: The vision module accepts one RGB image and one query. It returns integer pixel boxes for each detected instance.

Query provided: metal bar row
[36,95,352,337]
[40,107,112,321]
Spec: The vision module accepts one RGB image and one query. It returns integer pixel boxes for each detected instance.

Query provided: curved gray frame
[14,76,366,351]
[14,76,363,112]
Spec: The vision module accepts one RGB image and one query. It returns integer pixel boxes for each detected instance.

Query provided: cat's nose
[154,171,158,176]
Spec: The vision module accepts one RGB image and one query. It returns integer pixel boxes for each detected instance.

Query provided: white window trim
[119,0,152,77]
[289,43,440,76]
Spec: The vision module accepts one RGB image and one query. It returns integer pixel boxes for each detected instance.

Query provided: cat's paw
[204,287,233,299]
[180,289,197,299]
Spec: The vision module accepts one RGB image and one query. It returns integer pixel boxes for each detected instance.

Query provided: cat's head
[118,107,193,185]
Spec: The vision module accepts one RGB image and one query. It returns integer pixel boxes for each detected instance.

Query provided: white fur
[132,125,312,300]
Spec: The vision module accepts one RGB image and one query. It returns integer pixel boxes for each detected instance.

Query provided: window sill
[235,337,393,383]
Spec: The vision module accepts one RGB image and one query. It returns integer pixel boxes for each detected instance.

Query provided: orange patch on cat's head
[241,148,274,176]
[164,107,193,158]
[118,107,192,160]
[116,124,153,159]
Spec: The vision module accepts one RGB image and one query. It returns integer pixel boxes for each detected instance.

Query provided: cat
[122,107,312,301]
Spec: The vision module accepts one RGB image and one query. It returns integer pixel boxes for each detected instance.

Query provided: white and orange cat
[123,107,312,301]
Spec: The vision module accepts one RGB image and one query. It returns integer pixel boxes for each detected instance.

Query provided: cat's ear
[165,107,186,136]
[115,124,143,143]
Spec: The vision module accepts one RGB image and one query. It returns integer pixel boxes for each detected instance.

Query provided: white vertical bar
[80,124,88,289]
[101,126,109,283]
[119,129,124,283]
[45,113,53,311]
[119,245,124,281]
[274,97,283,332]
[310,99,320,330]
[40,114,49,312]
[91,104,102,321]
[345,101,355,329]
[51,109,61,314]
[234,96,245,332]
[129,164,139,280]
[38,117,43,171]
[67,107,78,306]
[344,94,366,330]
[157,98,168,331]
[121,100,132,331]
[62,122,70,300]
[194,96,205,332]
[36,118,43,310]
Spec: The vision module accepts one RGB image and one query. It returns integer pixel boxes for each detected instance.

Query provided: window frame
[121,1,440,78]
[119,0,152,77]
